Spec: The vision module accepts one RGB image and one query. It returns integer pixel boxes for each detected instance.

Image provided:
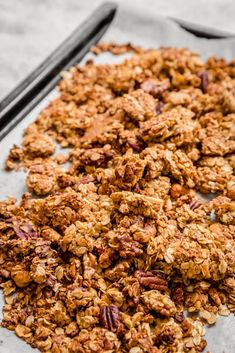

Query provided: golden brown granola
[1,44,235,353]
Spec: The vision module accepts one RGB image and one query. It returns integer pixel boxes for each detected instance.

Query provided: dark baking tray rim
[0,2,234,141]
[0,2,117,141]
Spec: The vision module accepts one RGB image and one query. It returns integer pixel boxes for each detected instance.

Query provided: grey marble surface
[1,0,235,100]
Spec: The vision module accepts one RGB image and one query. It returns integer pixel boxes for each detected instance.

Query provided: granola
[1,44,235,353]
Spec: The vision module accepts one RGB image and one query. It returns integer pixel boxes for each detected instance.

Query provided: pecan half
[155,101,164,115]
[127,137,144,152]
[199,71,209,93]
[140,79,170,98]
[208,287,222,306]
[135,270,168,291]
[171,286,184,305]
[189,199,203,211]
[100,305,120,331]
[174,312,185,322]
[79,175,96,184]
[14,223,37,240]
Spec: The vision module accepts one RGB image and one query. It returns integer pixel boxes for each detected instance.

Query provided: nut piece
[199,71,209,93]
[140,79,170,98]
[14,222,37,240]
[100,305,120,331]
[135,270,168,291]
[189,199,203,211]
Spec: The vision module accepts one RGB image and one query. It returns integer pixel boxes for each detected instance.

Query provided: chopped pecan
[171,287,184,306]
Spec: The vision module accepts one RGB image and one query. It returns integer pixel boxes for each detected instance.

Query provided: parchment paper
[1,4,235,352]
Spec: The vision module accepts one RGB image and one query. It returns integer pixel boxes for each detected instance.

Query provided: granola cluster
[1,44,235,353]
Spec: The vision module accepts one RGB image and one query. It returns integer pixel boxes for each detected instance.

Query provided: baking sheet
[1,4,235,352]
